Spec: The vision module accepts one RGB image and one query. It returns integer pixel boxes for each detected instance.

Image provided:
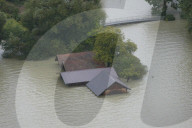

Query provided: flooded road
[1,0,192,128]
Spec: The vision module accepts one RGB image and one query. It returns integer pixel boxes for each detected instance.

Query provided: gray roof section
[60,67,117,85]
[86,69,130,96]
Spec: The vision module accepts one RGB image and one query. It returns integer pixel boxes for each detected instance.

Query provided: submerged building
[55,51,105,71]
[56,51,130,96]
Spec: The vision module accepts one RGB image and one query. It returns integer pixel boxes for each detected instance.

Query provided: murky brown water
[141,20,192,127]
[0,47,23,128]
[1,0,192,128]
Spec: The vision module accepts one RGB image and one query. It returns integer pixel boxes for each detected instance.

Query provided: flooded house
[56,51,130,96]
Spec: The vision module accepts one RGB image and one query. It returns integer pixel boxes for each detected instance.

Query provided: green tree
[21,0,105,38]
[93,27,137,66]
[1,19,30,58]
[113,54,147,81]
[94,32,119,67]
[93,27,146,80]
[179,0,192,33]
[1,0,105,59]
[20,0,105,60]
[146,0,178,16]
[2,19,27,39]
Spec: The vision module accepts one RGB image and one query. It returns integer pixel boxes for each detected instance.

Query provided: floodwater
[1,0,192,128]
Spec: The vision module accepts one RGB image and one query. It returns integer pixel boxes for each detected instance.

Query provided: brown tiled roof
[56,51,105,71]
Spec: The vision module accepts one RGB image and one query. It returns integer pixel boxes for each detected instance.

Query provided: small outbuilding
[86,68,130,96]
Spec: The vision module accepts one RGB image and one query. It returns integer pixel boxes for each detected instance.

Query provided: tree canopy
[93,27,146,80]
[93,27,137,66]
[179,0,192,33]
[21,0,104,39]
[113,53,147,81]
[0,0,19,19]
[93,32,120,67]
[145,0,178,16]
[0,0,105,59]
[1,19,30,58]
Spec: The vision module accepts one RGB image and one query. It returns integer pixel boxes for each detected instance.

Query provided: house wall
[103,83,127,95]
[67,82,88,86]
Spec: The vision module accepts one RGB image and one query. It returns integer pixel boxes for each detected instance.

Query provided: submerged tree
[93,27,147,80]
[0,19,33,58]
[146,0,178,16]
[113,54,147,82]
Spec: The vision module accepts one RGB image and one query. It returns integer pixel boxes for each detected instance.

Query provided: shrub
[164,14,176,21]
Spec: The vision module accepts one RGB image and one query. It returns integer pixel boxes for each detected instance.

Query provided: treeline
[146,0,192,26]
[0,0,105,59]
[146,0,179,16]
